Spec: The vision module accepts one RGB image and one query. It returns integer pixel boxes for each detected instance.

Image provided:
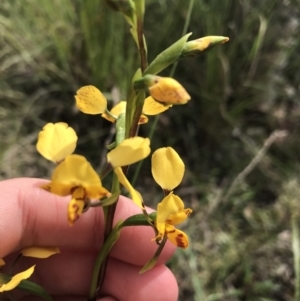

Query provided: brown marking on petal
[70,186,80,194]
[175,233,188,248]
[68,203,80,225]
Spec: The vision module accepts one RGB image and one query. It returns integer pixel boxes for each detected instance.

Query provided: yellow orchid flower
[75,85,107,115]
[102,101,148,124]
[151,147,185,191]
[140,75,190,105]
[42,154,110,225]
[36,122,78,163]
[0,265,35,292]
[155,193,192,248]
[151,147,192,247]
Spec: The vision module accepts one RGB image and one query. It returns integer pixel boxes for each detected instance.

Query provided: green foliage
[1,0,300,300]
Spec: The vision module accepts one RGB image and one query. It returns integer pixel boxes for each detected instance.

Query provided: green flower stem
[129,1,147,137]
[137,29,147,72]
[133,0,147,72]
[132,113,159,185]
[88,221,123,300]
[132,0,195,184]
[89,114,126,300]
[129,90,145,138]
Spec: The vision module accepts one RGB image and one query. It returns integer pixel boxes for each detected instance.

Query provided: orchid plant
[0,0,228,300]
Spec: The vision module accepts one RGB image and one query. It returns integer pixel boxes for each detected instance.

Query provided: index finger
[0,178,175,266]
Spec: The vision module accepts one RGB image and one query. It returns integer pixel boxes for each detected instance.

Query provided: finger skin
[4,251,178,301]
[20,297,117,301]
[102,259,178,301]
[0,178,175,266]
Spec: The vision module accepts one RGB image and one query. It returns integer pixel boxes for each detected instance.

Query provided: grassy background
[1,0,300,300]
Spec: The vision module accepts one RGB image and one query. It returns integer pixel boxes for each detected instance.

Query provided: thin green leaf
[139,234,168,273]
[122,212,157,227]
[0,275,54,301]
[89,191,120,207]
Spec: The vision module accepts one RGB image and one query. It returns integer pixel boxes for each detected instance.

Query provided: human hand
[0,178,178,301]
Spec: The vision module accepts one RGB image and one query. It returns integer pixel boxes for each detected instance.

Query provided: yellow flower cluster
[36,122,150,224]
[73,76,188,125]
[36,82,192,249]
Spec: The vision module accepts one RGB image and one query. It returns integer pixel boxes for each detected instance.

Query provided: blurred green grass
[1,0,300,300]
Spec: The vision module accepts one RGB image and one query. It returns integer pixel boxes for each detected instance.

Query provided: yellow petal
[36,122,78,163]
[75,85,107,115]
[143,96,172,115]
[156,193,184,226]
[0,259,5,266]
[168,208,193,225]
[165,225,189,249]
[114,167,143,208]
[107,137,151,167]
[46,155,110,199]
[148,76,190,105]
[21,247,60,258]
[151,147,184,190]
[0,265,35,292]
[102,101,126,123]
[68,196,85,226]
[40,181,72,197]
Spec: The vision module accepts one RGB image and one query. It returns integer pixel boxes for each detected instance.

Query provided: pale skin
[0,178,178,301]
